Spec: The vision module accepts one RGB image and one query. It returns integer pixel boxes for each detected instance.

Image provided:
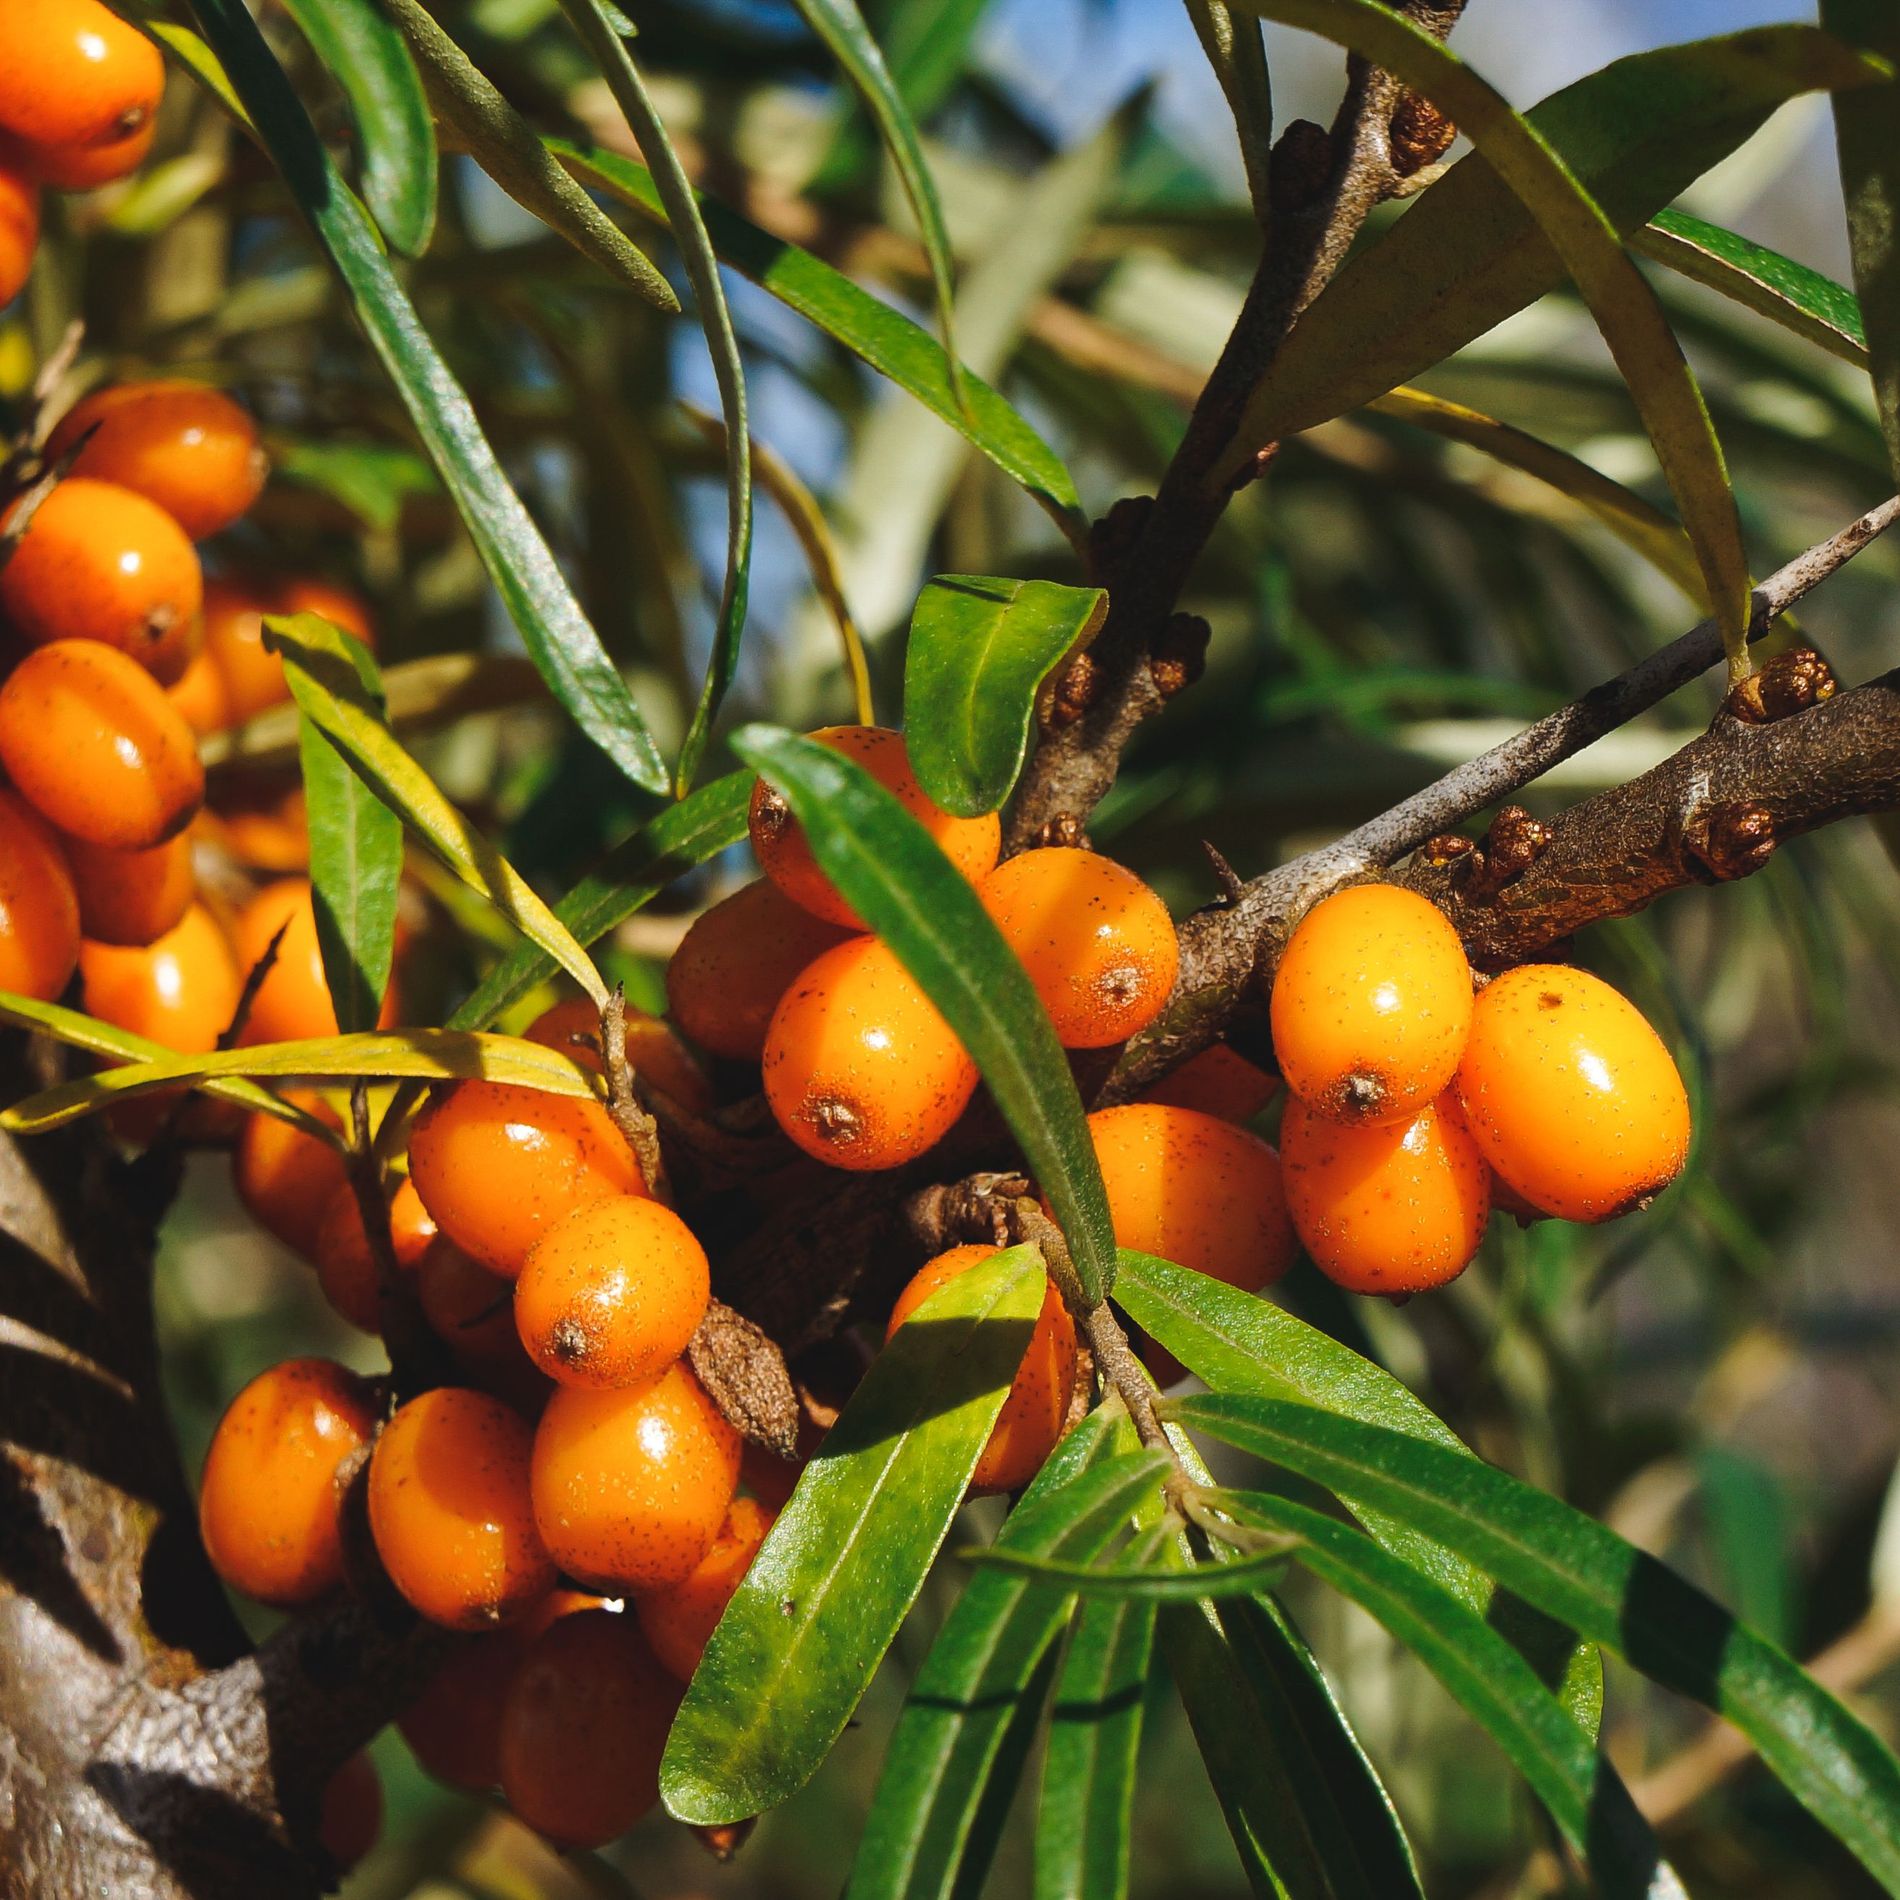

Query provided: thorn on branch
[1203,840,1245,904]
[1722,646,1837,725]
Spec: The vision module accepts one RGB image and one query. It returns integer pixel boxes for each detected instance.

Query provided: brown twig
[345,1085,442,1396]
[598,988,671,1204]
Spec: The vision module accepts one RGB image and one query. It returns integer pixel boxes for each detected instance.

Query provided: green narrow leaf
[1634,208,1868,366]
[1167,1394,1900,1894]
[554,142,1084,532]
[1114,1252,1603,1733]
[732,727,1117,1306]
[967,1545,1291,1600]
[1821,0,1900,481]
[556,0,752,792]
[1215,1492,1679,1900]
[278,0,437,255]
[789,0,967,415]
[902,577,1107,816]
[1230,0,1751,662]
[270,438,441,534]
[1238,25,1884,443]
[661,1244,1047,1823]
[0,1031,598,1135]
[265,615,607,1006]
[183,0,669,794]
[291,623,402,1037]
[847,1417,1168,1900]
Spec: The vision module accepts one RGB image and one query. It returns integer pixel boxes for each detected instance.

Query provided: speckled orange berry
[666,875,858,1061]
[515,1195,710,1391]
[749,726,1000,928]
[1143,1043,1277,1123]
[230,876,395,1046]
[313,1177,437,1335]
[1270,884,1472,1125]
[408,1080,646,1279]
[197,1357,375,1608]
[233,1092,348,1257]
[317,1750,382,1871]
[763,936,977,1171]
[0,164,39,308]
[48,382,267,540]
[636,1495,774,1681]
[0,0,164,160]
[1456,964,1690,1223]
[525,995,712,1113]
[0,478,202,682]
[63,829,194,948]
[0,788,78,1002]
[977,847,1178,1049]
[1282,1090,1489,1295]
[78,900,238,1054]
[888,1243,1077,1491]
[499,1609,680,1847]
[368,1386,555,1631]
[0,640,203,848]
[531,1362,741,1594]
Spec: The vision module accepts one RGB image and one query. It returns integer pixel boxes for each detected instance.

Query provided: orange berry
[200,575,374,725]
[1083,1102,1295,1294]
[281,575,374,645]
[0,787,79,1002]
[408,1080,646,1279]
[229,876,394,1045]
[0,0,164,158]
[1282,1091,1489,1295]
[665,875,858,1061]
[210,785,308,871]
[0,478,202,683]
[63,829,194,947]
[763,935,977,1171]
[313,1177,437,1334]
[887,1243,1078,1491]
[977,847,1178,1048]
[0,639,203,847]
[749,725,1001,929]
[415,1236,541,1401]
[16,116,155,189]
[531,1362,741,1594]
[1143,1042,1278,1123]
[499,1608,680,1847]
[77,900,239,1053]
[48,382,267,540]
[515,1195,710,1391]
[368,1386,555,1631]
[317,1750,382,1871]
[636,1495,774,1681]
[1455,964,1691,1223]
[1270,884,1473,1126]
[233,1092,348,1256]
[0,163,38,307]
[197,1356,375,1608]
[525,995,712,1113]
[166,646,230,737]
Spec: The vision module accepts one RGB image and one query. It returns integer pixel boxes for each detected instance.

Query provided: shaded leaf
[271,438,440,534]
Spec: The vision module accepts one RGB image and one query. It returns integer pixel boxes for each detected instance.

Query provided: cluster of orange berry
[1269,883,1693,1296]
[0,0,167,307]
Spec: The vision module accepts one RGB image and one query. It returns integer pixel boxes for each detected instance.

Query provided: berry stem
[599,988,672,1205]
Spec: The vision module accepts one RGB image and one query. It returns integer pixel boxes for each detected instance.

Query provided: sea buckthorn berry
[0,164,38,308]
[15,116,156,190]
[201,575,374,725]
[515,1196,710,1391]
[763,936,978,1171]
[531,1362,741,1594]
[636,1495,774,1682]
[231,876,395,1045]
[1083,1102,1295,1294]
[749,725,1001,929]
[63,830,194,947]
[211,785,308,871]
[408,1081,646,1279]
[197,1357,375,1608]
[1282,1091,1489,1295]
[0,478,203,682]
[368,1387,555,1631]
[0,640,204,848]
[416,1237,542,1405]
[0,0,165,159]
[78,901,239,1054]
[499,1609,680,1848]
[1143,1042,1277,1124]
[167,647,229,737]
[317,1751,382,1871]
[234,1093,348,1256]
[1455,964,1691,1223]
[665,876,857,1061]
[525,995,712,1114]
[48,381,267,540]
[313,1177,437,1335]
[977,847,1179,1048]
[1269,883,1473,1126]
[0,788,79,1003]
[887,1243,1078,1491]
